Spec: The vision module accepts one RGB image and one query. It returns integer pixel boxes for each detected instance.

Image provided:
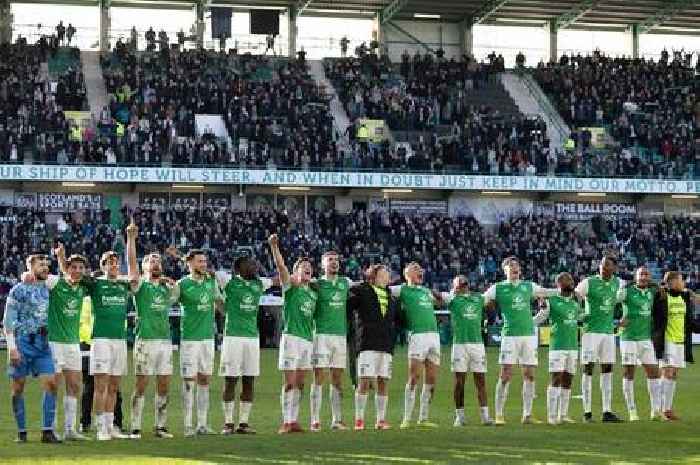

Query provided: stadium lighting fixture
[172,184,204,190]
[577,192,607,197]
[62,182,95,187]
[382,189,413,193]
[671,194,698,199]
[414,13,441,19]
[482,191,511,195]
[279,186,311,191]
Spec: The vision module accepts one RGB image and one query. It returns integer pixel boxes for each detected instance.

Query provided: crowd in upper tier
[0,41,87,165]
[0,34,696,178]
[534,50,698,178]
[1,205,697,312]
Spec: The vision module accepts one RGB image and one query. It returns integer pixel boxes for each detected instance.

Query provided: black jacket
[651,289,700,362]
[347,283,402,355]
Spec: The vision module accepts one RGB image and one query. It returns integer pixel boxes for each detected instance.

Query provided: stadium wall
[383,20,462,62]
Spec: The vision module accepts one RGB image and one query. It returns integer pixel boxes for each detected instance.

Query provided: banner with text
[535,202,638,221]
[16,192,103,211]
[3,165,700,195]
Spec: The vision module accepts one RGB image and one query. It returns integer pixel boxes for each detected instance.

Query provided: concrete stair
[499,72,570,151]
[307,59,351,146]
[80,50,109,118]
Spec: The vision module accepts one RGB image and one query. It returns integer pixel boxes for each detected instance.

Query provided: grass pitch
[1,347,699,465]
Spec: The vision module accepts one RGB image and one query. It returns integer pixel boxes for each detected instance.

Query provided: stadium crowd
[535,51,698,178]
[0,42,87,164]
[0,39,696,179]
[1,205,697,298]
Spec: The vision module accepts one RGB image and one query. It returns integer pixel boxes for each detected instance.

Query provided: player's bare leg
[473,372,492,424]
[236,376,256,434]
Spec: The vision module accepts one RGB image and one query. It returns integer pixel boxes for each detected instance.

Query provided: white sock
[622,377,636,413]
[239,401,252,424]
[355,391,368,422]
[647,378,661,414]
[330,385,342,424]
[662,378,676,412]
[155,394,168,428]
[97,412,106,434]
[522,380,535,417]
[280,387,286,423]
[182,380,195,429]
[375,394,387,423]
[64,395,77,433]
[455,408,465,422]
[196,384,210,429]
[131,394,145,431]
[403,384,416,423]
[418,384,433,422]
[282,389,294,424]
[582,374,592,414]
[495,380,510,418]
[310,384,322,425]
[480,406,490,423]
[547,386,560,421]
[106,412,114,431]
[223,401,235,425]
[560,388,571,419]
[291,388,301,423]
[601,372,613,413]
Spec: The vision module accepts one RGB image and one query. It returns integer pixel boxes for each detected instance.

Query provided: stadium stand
[534,52,697,178]
[0,206,696,302]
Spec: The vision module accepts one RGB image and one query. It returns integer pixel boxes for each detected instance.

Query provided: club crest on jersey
[198,293,212,311]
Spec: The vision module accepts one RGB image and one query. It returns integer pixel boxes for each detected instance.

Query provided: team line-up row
[3,221,699,442]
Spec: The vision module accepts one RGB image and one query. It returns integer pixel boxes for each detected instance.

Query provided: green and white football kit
[216,271,273,377]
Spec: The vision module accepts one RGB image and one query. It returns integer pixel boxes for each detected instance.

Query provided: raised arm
[126,217,139,287]
[532,283,559,299]
[54,242,68,275]
[268,234,290,286]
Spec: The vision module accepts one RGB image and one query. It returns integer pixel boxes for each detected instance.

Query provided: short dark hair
[602,255,617,265]
[66,254,88,266]
[663,271,683,285]
[501,256,519,269]
[25,254,49,270]
[233,255,252,273]
[100,251,120,268]
[365,264,388,284]
[293,257,312,272]
[184,249,207,262]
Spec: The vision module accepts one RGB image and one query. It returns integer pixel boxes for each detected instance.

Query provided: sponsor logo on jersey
[301,300,315,317]
[101,295,127,306]
[64,298,80,316]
